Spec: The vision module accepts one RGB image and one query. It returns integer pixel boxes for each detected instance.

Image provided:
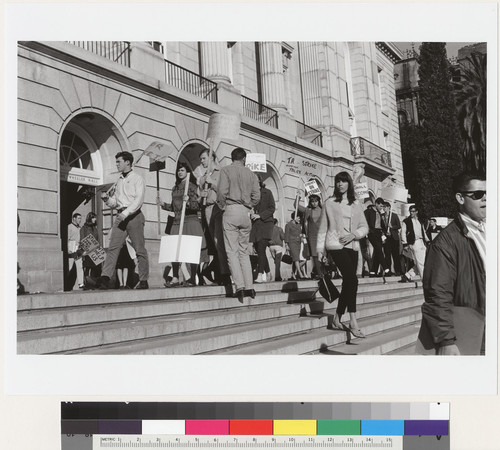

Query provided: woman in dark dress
[158,163,207,286]
[116,239,136,288]
[250,176,276,283]
[296,194,323,279]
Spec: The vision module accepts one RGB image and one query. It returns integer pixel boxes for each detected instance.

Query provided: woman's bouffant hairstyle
[85,212,97,225]
[333,171,356,205]
[308,194,322,208]
[175,162,193,186]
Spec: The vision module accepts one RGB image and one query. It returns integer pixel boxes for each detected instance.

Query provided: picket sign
[79,234,106,265]
[246,153,267,172]
[304,179,321,196]
[158,173,202,264]
[354,182,369,200]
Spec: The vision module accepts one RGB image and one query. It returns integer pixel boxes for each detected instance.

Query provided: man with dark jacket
[382,201,402,276]
[364,197,390,278]
[250,175,276,283]
[417,172,486,355]
[399,205,429,282]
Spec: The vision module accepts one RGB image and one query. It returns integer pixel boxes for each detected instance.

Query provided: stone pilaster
[258,42,287,111]
[199,42,232,84]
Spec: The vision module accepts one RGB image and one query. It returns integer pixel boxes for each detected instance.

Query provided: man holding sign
[217,147,260,302]
[97,151,149,290]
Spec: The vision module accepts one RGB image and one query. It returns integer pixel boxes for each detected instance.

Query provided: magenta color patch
[185,420,230,435]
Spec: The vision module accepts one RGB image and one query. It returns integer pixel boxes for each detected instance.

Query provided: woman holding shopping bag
[316,171,369,338]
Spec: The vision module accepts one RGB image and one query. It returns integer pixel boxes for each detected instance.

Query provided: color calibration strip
[63,419,448,436]
[62,403,450,450]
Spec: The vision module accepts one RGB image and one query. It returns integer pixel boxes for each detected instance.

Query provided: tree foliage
[455,52,487,173]
[400,43,464,219]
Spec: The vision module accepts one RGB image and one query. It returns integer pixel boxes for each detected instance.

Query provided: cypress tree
[401,43,464,219]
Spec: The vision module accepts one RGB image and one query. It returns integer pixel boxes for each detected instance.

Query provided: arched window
[59,123,103,186]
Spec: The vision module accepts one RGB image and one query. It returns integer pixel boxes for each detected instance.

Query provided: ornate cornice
[376,42,403,64]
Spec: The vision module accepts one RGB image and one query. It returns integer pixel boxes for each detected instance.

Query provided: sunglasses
[461,190,486,200]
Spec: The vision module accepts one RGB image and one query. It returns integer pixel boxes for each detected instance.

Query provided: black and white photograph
[2,0,498,417]
[1,3,499,450]
[14,37,489,357]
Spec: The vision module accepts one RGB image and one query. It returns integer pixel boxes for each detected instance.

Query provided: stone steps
[17,277,423,355]
[204,306,422,355]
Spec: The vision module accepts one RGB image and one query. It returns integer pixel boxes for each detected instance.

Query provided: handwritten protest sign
[79,234,106,265]
[246,153,267,172]
[304,179,321,196]
[354,182,369,200]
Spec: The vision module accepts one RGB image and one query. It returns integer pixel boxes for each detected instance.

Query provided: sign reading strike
[246,153,267,172]
[79,234,106,265]
[354,182,369,200]
[304,179,321,196]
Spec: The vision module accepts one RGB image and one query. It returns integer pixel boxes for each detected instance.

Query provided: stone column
[298,42,323,125]
[258,42,287,111]
[199,42,232,84]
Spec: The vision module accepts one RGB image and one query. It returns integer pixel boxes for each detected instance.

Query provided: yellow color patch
[273,420,317,435]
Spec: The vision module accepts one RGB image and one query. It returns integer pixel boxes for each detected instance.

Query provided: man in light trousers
[216,147,260,302]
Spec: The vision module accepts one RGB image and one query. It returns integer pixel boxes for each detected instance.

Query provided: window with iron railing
[241,95,278,129]
[296,121,322,147]
[164,59,218,104]
[66,41,131,67]
[350,136,392,168]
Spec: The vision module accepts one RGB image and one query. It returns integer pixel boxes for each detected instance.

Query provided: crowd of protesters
[63,149,451,292]
[57,149,486,353]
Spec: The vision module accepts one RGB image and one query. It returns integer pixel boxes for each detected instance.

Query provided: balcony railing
[241,96,278,129]
[165,60,218,104]
[350,136,392,168]
[296,121,323,147]
[67,41,131,67]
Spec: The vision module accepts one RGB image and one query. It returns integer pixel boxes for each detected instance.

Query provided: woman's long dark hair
[175,162,193,187]
[333,171,356,205]
[308,194,322,209]
[85,212,97,227]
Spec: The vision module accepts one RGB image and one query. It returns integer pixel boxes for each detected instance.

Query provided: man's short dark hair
[199,148,215,159]
[409,205,417,212]
[72,213,81,220]
[231,147,247,162]
[375,197,385,205]
[115,151,134,165]
[383,201,391,207]
[452,171,486,194]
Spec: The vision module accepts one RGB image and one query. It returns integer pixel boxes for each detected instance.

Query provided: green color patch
[317,420,361,435]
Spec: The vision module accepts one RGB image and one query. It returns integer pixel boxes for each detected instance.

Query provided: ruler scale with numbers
[92,435,403,450]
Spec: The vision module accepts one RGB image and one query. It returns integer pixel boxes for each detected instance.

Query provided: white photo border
[3,2,498,396]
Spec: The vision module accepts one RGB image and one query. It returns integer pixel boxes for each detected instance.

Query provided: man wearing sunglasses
[417,171,486,355]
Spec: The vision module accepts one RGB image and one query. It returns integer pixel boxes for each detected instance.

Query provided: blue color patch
[361,420,405,435]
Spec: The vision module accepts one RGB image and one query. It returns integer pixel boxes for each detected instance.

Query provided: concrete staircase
[17,277,423,355]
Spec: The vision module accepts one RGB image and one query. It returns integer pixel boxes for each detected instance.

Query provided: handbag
[281,253,293,265]
[317,274,340,303]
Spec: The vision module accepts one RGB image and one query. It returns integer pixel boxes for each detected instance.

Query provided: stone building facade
[17,41,404,292]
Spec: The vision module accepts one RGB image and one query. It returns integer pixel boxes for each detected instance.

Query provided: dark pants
[102,211,149,281]
[368,230,387,274]
[255,239,271,274]
[384,236,402,275]
[329,248,359,315]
